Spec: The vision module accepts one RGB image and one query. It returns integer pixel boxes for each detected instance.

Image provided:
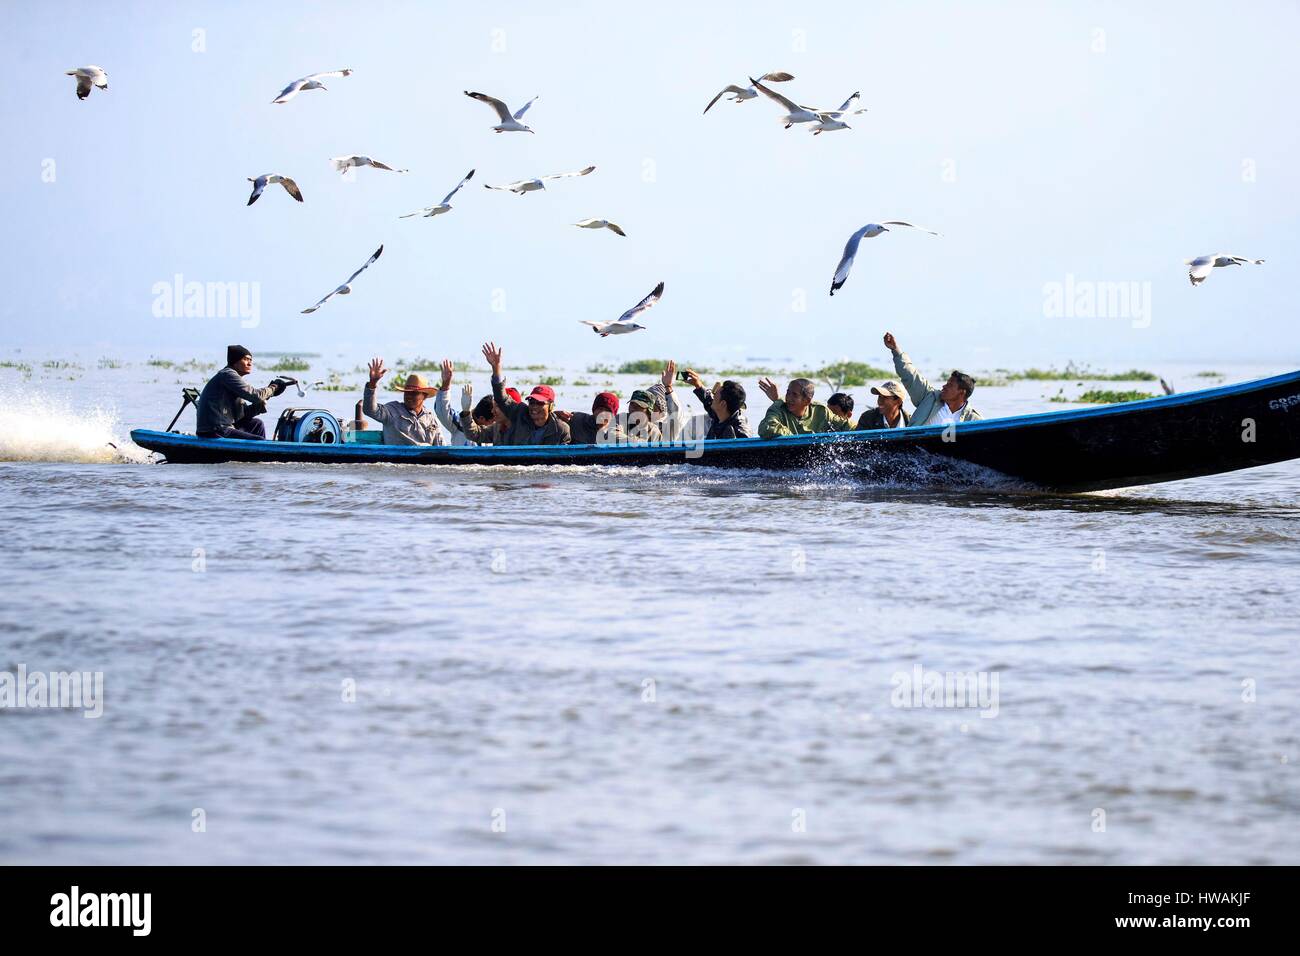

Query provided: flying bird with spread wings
[580,282,664,336]
[573,218,627,237]
[400,169,475,218]
[703,71,795,114]
[1185,254,1265,286]
[66,65,109,100]
[301,245,384,314]
[464,90,539,132]
[272,69,353,104]
[483,166,595,195]
[830,222,942,296]
[247,174,303,206]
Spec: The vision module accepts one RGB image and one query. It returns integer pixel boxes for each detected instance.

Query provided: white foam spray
[0,390,149,463]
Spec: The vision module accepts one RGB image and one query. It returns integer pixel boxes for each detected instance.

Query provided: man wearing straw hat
[362,357,445,445]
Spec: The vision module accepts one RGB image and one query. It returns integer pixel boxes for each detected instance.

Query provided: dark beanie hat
[227,345,252,366]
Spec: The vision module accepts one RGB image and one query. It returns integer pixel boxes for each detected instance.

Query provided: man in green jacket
[883,332,981,426]
[756,377,853,438]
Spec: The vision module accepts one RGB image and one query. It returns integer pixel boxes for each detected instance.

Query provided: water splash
[0,390,149,463]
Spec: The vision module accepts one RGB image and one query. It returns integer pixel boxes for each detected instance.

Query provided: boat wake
[0,390,149,464]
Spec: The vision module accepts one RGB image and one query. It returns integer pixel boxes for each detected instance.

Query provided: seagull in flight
[1185,254,1265,286]
[810,92,868,134]
[247,174,303,206]
[400,169,475,218]
[830,222,942,296]
[272,69,353,104]
[484,166,595,195]
[703,71,795,114]
[464,90,538,132]
[749,76,822,127]
[573,218,627,237]
[301,245,384,314]
[330,155,408,175]
[580,282,664,336]
[66,66,108,101]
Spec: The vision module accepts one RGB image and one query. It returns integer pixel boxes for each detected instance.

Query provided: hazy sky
[4,0,1298,368]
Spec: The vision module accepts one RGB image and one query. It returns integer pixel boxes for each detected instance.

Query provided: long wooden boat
[129,370,1300,493]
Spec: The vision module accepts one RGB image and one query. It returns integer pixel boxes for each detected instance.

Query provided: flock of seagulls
[64,59,1270,327]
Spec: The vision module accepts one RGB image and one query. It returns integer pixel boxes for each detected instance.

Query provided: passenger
[195,345,288,440]
[827,393,855,421]
[755,377,853,438]
[855,381,912,430]
[882,332,981,425]
[481,342,572,445]
[558,391,624,444]
[622,389,662,442]
[681,369,749,439]
[461,396,506,445]
[362,357,445,445]
[433,359,475,446]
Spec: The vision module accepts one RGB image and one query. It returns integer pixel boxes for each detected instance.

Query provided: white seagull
[272,69,353,104]
[1185,254,1265,287]
[750,76,822,127]
[484,166,595,195]
[247,174,303,206]
[66,66,108,101]
[580,282,664,336]
[464,90,538,133]
[810,92,868,134]
[573,218,627,237]
[301,245,384,314]
[830,222,942,296]
[703,71,795,114]
[400,169,475,218]
[330,155,408,175]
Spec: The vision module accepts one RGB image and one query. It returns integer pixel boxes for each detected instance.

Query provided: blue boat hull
[130,370,1300,493]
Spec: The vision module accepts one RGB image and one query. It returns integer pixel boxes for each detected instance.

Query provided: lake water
[1,353,1296,864]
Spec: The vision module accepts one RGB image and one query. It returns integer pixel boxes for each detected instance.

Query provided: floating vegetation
[97,357,123,369]
[266,356,312,372]
[1004,363,1157,382]
[534,375,564,387]
[1050,388,1156,404]
[794,361,893,390]
[314,372,359,392]
[42,360,83,370]
[572,378,591,387]
[0,361,33,373]
[615,359,671,375]
[1195,370,1224,378]
[586,363,615,375]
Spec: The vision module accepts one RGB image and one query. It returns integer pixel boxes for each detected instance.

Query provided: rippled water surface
[1,357,1297,864]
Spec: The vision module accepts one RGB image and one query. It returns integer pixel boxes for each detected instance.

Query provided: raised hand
[367,357,387,386]
[758,377,781,403]
[661,359,677,391]
[439,359,455,391]
[883,332,898,353]
[481,341,503,375]
[682,368,704,389]
[460,382,473,414]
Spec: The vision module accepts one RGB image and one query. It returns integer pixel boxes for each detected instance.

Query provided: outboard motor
[274,408,343,444]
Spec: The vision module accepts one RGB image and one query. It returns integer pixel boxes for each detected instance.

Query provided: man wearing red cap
[557,391,624,445]
[481,342,571,445]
